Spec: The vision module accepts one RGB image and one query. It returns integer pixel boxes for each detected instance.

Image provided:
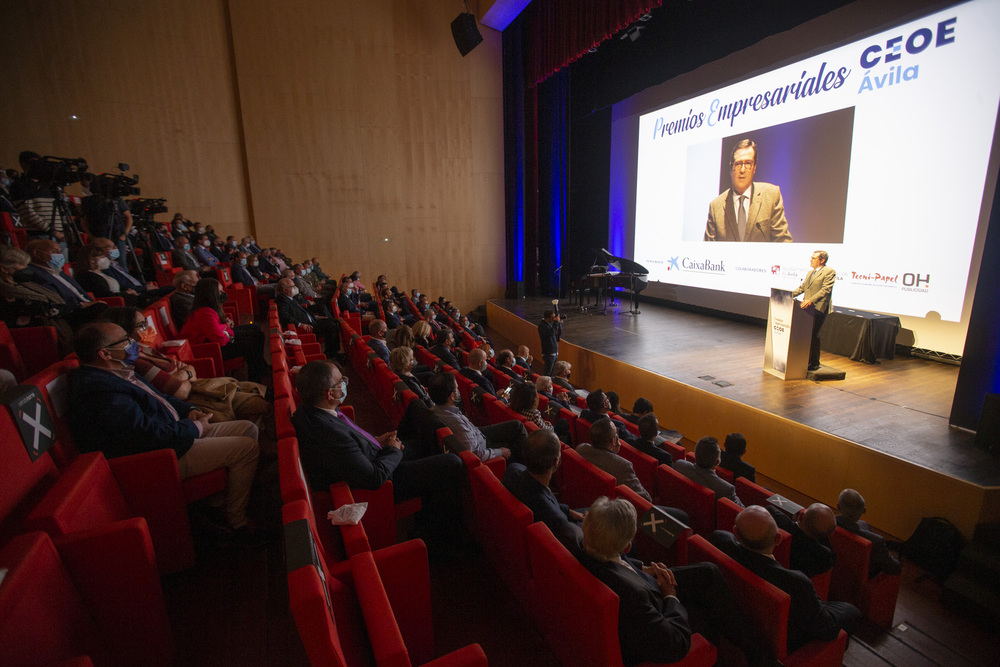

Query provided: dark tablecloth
[820,307,901,363]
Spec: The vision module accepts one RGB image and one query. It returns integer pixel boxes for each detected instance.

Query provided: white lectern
[764,288,814,380]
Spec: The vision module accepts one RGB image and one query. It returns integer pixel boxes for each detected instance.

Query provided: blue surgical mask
[109,248,120,260]
[115,339,141,366]
[48,253,66,270]
[240,258,247,266]
[183,243,190,251]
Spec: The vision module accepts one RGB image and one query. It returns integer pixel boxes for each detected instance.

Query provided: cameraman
[10,151,71,255]
[80,175,133,270]
[538,305,565,377]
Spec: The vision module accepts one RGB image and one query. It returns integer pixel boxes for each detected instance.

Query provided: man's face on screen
[730,147,757,195]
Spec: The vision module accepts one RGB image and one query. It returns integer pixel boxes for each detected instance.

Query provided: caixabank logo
[681,257,726,274]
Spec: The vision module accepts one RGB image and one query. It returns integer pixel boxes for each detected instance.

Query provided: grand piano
[570,248,649,314]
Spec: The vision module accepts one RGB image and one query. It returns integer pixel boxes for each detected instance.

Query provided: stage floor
[490,297,1000,487]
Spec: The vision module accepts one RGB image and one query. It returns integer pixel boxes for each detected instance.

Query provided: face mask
[96,257,111,270]
[48,253,66,270]
[290,286,299,297]
[139,328,157,346]
[116,340,141,366]
[346,288,353,295]
[202,240,211,247]
[183,243,190,251]
[109,248,120,260]
[335,381,348,403]
[240,258,247,266]
[305,267,311,274]
[1,177,11,189]
[196,227,204,234]
[229,241,237,248]
[250,261,258,267]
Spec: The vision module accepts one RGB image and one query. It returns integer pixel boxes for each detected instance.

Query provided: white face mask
[202,240,211,247]
[290,286,299,297]
[96,256,111,270]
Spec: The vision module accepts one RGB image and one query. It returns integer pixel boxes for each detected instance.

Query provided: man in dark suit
[720,432,756,483]
[551,360,579,398]
[792,250,836,371]
[67,323,260,534]
[634,413,674,467]
[275,278,339,355]
[494,349,521,380]
[836,489,901,578]
[514,345,533,371]
[710,506,860,654]
[502,429,582,549]
[25,239,94,308]
[291,360,462,539]
[430,328,461,369]
[704,139,792,243]
[89,237,172,306]
[171,234,202,273]
[150,223,175,252]
[169,270,199,328]
[580,497,770,667]
[366,318,390,363]
[767,503,837,578]
[460,348,496,396]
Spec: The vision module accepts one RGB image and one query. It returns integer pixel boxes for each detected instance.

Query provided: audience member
[179,278,267,382]
[836,489,901,578]
[89,237,166,304]
[427,372,526,462]
[515,344,533,370]
[580,389,639,445]
[580,497,769,667]
[507,381,551,432]
[192,234,219,268]
[577,418,686,526]
[535,375,569,408]
[626,397,654,424]
[292,360,462,542]
[502,430,583,548]
[390,346,433,407]
[67,323,260,535]
[430,328,461,369]
[634,413,674,467]
[367,318,390,363]
[0,244,75,352]
[412,320,433,347]
[551,360,579,397]
[275,278,340,357]
[767,503,838,578]
[460,348,496,395]
[169,270,199,327]
[710,506,861,653]
[74,245,137,301]
[171,234,202,273]
[494,349,521,379]
[25,239,96,309]
[719,432,756,483]
[674,436,744,506]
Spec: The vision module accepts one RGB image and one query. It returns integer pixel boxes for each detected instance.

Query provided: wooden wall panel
[0,0,251,234]
[228,0,506,311]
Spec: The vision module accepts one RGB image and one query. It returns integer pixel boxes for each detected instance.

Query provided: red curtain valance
[526,0,663,86]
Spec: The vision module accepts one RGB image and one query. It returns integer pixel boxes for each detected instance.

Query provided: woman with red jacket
[180,277,267,382]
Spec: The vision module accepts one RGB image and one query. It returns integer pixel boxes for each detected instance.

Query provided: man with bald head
[460,347,497,396]
[767,502,837,578]
[836,489,901,578]
[67,322,260,536]
[710,506,860,653]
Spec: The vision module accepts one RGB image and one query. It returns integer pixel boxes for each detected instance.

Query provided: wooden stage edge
[487,301,1000,541]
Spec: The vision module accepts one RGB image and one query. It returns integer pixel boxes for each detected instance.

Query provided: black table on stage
[820,307,901,363]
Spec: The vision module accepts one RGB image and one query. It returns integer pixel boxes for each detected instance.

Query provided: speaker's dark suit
[709,530,860,653]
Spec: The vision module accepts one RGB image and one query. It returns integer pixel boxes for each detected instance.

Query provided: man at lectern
[792,250,835,371]
[704,139,793,243]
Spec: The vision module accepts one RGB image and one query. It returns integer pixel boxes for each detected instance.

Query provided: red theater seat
[655,464,716,537]
[829,526,900,628]
[524,522,717,667]
[687,535,847,667]
[0,525,174,667]
[557,446,617,510]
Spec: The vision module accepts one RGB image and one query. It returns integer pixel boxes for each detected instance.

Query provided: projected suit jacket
[704,182,793,242]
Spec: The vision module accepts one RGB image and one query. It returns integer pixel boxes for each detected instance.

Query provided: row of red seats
[270,311,487,665]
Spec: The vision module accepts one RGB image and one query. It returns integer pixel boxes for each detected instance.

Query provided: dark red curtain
[526,0,663,86]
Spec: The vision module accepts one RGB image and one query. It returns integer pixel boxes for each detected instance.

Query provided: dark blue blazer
[102,263,145,292]
[68,365,198,460]
[460,367,496,396]
[26,264,90,306]
[367,338,390,363]
[230,262,256,288]
[502,463,581,547]
[292,404,402,491]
